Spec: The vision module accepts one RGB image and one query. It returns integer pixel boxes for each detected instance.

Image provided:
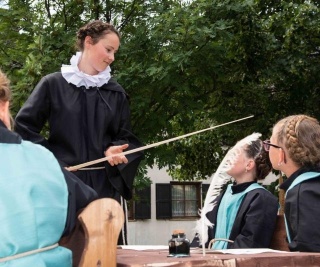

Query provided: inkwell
[168,229,190,257]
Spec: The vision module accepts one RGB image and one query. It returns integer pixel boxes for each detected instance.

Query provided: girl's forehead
[100,32,119,41]
[229,146,245,159]
[98,33,120,46]
[271,125,280,138]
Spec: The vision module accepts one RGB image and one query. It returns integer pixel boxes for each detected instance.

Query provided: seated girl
[197,133,278,249]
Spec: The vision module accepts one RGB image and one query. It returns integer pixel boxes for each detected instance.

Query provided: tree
[1,0,320,183]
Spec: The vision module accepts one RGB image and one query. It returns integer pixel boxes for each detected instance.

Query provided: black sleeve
[15,76,51,149]
[61,168,98,236]
[106,144,144,200]
[107,127,144,200]
[103,90,144,200]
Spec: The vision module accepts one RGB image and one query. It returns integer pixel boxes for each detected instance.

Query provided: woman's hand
[104,144,129,166]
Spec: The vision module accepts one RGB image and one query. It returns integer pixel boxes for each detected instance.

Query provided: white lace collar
[61,52,111,88]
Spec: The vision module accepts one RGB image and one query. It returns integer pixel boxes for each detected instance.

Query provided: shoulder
[21,140,59,162]
[34,72,69,94]
[35,72,63,87]
[247,187,278,203]
[40,72,65,83]
[100,78,128,96]
[37,71,62,80]
[0,125,21,144]
[36,72,67,87]
[294,176,320,195]
[240,188,278,214]
[289,172,320,193]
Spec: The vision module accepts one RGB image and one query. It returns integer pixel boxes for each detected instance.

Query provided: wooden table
[117,247,320,267]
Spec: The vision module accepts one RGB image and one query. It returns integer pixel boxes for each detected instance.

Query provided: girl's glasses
[263,140,287,163]
[263,140,282,151]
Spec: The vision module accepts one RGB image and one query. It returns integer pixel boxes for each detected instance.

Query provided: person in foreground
[14,20,144,244]
[196,133,278,249]
[266,114,320,252]
[0,70,97,266]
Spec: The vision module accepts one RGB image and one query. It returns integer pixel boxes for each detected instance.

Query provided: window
[171,183,199,217]
[156,182,208,219]
[127,185,151,220]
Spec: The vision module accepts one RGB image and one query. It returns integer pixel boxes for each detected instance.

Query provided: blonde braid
[286,115,307,164]
[276,115,320,167]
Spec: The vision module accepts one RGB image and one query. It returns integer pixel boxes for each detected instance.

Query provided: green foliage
[1,0,320,187]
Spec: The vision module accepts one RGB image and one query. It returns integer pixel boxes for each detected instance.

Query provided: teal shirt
[213,183,265,249]
[0,140,71,266]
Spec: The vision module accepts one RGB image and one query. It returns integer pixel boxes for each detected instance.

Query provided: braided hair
[275,115,320,167]
[76,20,120,51]
[244,139,272,180]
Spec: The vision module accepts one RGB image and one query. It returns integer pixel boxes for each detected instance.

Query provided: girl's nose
[109,53,115,62]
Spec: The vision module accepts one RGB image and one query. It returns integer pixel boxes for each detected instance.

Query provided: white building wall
[127,167,278,245]
[127,167,203,245]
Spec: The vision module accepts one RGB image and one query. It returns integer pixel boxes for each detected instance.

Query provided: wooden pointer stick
[66,115,254,172]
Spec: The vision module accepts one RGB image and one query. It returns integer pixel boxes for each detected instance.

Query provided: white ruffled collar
[61,52,111,88]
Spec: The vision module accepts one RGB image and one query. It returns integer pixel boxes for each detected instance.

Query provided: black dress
[15,72,144,201]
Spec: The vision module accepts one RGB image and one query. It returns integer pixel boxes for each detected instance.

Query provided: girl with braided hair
[266,114,320,252]
[197,133,278,249]
[15,20,144,245]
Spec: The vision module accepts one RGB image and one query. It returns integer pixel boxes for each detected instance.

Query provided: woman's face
[83,32,120,74]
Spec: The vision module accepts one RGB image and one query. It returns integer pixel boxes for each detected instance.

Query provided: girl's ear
[84,36,93,47]
[278,148,286,165]
[246,159,255,171]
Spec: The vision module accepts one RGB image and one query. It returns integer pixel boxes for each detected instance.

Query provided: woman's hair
[274,114,320,167]
[76,20,120,51]
[244,139,272,180]
[0,70,11,102]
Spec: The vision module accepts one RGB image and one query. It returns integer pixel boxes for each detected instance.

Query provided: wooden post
[269,173,289,251]
[278,173,285,215]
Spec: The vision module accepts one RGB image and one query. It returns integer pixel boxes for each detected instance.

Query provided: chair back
[78,198,124,267]
[269,214,289,251]
[60,198,124,267]
[269,174,289,251]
